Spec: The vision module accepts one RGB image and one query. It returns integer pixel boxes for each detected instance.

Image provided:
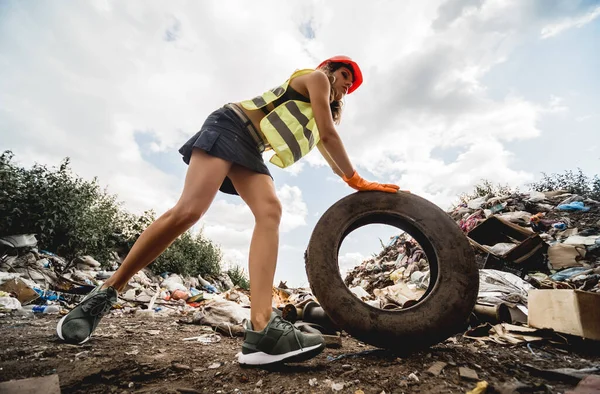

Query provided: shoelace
[266,316,303,350]
[81,292,114,316]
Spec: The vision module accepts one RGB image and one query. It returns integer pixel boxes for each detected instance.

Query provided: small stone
[355,390,365,394]
[459,367,479,381]
[324,334,343,348]
[238,375,249,383]
[128,382,134,388]
[147,330,160,335]
[408,373,419,383]
[255,379,263,387]
[331,382,344,391]
[172,363,192,371]
[309,378,318,387]
[341,369,356,377]
[427,361,447,376]
[208,362,221,369]
[342,364,352,370]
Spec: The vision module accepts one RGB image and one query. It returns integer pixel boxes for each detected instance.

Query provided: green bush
[227,265,250,290]
[0,150,223,276]
[0,150,139,263]
[457,180,517,205]
[150,230,222,278]
[530,169,600,201]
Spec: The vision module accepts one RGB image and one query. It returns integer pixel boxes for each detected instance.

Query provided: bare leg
[103,150,232,292]
[228,165,282,332]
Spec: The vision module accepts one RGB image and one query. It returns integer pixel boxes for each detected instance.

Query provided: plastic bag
[557,201,590,212]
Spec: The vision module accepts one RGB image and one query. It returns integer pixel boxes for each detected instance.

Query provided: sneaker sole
[56,314,90,345]
[238,343,325,365]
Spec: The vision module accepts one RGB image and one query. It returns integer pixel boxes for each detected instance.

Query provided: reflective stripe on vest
[241,69,313,111]
[264,101,319,167]
[240,69,320,168]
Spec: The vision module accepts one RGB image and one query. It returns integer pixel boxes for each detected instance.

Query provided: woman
[56,55,401,365]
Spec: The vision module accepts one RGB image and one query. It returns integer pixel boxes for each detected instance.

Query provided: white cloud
[220,248,248,270]
[338,252,367,278]
[202,200,254,232]
[282,161,305,176]
[576,115,594,122]
[541,5,600,39]
[278,184,308,233]
[1,0,597,286]
[546,95,569,113]
[198,183,307,267]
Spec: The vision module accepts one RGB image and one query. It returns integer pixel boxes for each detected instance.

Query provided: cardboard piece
[547,243,586,269]
[528,289,600,341]
[464,322,562,345]
[0,277,39,304]
[0,374,61,394]
[467,216,543,264]
[566,375,600,394]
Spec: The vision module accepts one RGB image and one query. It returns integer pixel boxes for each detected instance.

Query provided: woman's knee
[254,197,282,227]
[169,203,205,227]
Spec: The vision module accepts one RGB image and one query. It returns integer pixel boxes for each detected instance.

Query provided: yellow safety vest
[241,69,319,168]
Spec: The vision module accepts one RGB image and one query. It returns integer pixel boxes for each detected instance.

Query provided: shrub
[0,150,135,263]
[530,169,600,201]
[227,265,250,290]
[0,150,223,276]
[150,230,222,278]
[457,180,517,205]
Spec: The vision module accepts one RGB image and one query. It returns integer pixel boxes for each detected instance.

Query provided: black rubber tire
[305,191,478,352]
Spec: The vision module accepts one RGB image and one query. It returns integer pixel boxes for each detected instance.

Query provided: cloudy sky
[1,0,599,286]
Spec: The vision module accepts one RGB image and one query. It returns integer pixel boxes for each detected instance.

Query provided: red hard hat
[317,55,363,94]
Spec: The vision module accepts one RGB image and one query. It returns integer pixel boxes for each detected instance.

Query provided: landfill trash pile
[339,187,600,342]
[0,187,598,347]
[0,233,250,327]
[343,233,430,309]
[0,233,336,341]
[448,189,600,293]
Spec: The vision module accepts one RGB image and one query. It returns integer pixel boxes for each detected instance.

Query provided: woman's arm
[317,141,344,177]
[304,71,401,193]
[305,71,355,178]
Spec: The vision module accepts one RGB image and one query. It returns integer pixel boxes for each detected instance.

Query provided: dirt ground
[0,313,598,394]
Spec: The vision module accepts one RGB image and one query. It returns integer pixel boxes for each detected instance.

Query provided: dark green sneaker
[56,285,117,344]
[238,313,325,365]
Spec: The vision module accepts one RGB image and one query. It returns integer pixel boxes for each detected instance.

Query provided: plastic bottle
[21,305,61,314]
[553,222,567,230]
[32,288,61,301]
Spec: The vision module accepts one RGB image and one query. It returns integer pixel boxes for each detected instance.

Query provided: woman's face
[331,66,354,100]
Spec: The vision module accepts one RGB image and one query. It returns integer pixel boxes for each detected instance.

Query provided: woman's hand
[342,171,402,193]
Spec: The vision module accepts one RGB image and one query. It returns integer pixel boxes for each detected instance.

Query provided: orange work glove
[342,171,401,193]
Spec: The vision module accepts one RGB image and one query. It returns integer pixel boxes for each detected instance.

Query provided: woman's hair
[317,62,353,125]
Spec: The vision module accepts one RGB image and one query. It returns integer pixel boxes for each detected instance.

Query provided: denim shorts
[178,105,272,195]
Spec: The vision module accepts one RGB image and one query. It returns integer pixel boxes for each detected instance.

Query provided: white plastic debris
[0,296,21,310]
[467,195,489,210]
[527,191,546,202]
[349,286,370,300]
